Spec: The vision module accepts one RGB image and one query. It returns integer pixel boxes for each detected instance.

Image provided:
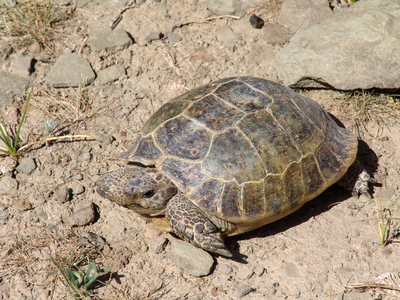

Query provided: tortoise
[97,77,375,257]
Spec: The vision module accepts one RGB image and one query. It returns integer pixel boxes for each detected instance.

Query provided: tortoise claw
[214,248,233,257]
[352,169,375,198]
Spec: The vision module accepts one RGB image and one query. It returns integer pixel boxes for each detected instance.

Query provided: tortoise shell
[122,77,357,234]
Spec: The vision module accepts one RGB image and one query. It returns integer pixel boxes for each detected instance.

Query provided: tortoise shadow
[226,138,379,262]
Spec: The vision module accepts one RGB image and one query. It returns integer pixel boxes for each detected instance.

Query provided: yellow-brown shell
[122,77,358,234]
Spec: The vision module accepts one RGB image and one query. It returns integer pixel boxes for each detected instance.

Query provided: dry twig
[170,15,240,32]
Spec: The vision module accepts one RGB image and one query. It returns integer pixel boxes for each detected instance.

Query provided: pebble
[89,29,133,52]
[168,33,182,46]
[56,186,70,203]
[78,232,106,250]
[316,239,328,248]
[12,199,31,211]
[145,31,163,43]
[224,40,235,52]
[45,49,96,88]
[71,184,85,195]
[231,284,253,298]
[0,176,19,196]
[281,262,301,278]
[0,210,9,220]
[262,24,292,45]
[0,157,17,174]
[216,25,237,42]
[96,132,114,145]
[30,196,46,206]
[8,53,33,77]
[236,267,254,280]
[149,235,168,254]
[96,65,126,85]
[68,200,95,226]
[166,239,214,277]
[219,263,233,274]
[249,14,264,29]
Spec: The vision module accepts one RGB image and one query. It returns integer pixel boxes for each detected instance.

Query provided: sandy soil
[1,1,400,299]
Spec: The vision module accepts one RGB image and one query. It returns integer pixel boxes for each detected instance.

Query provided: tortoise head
[97,167,178,216]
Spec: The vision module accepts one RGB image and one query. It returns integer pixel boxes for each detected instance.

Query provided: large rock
[274,0,400,90]
[277,0,331,33]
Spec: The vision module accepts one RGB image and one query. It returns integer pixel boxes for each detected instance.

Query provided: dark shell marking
[125,77,358,231]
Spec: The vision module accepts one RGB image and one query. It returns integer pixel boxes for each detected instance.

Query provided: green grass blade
[14,91,31,150]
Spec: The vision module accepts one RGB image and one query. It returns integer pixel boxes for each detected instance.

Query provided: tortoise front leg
[166,194,233,257]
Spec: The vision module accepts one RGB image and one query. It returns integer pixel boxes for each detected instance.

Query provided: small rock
[168,33,182,46]
[232,284,253,298]
[219,264,233,274]
[281,262,301,278]
[236,267,254,280]
[89,29,133,52]
[68,200,95,226]
[224,40,235,52]
[78,232,106,250]
[0,71,30,106]
[96,65,126,85]
[0,157,17,175]
[9,53,33,77]
[149,235,168,254]
[0,210,9,220]
[144,224,164,239]
[45,50,95,87]
[12,199,31,211]
[216,25,238,42]
[30,196,46,206]
[0,176,18,196]
[72,184,85,195]
[249,14,264,29]
[96,132,114,145]
[262,24,292,45]
[316,239,328,248]
[16,157,36,174]
[166,239,214,277]
[145,31,163,43]
[56,186,71,203]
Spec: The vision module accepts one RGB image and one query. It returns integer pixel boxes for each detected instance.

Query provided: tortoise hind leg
[337,159,377,198]
[166,194,233,257]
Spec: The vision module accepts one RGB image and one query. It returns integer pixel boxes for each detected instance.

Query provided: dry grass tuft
[0,0,73,50]
[336,91,400,138]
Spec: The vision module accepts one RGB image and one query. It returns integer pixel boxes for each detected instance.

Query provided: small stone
[249,14,264,29]
[168,33,182,46]
[281,262,301,278]
[45,51,95,87]
[96,132,114,145]
[9,53,33,77]
[262,24,291,45]
[216,25,237,42]
[0,210,9,220]
[78,232,106,250]
[224,40,235,52]
[149,235,168,254]
[166,239,214,277]
[219,264,233,274]
[68,200,95,226]
[232,284,253,298]
[89,29,133,52]
[236,267,254,280]
[72,184,85,195]
[16,157,36,174]
[30,196,46,206]
[0,157,17,174]
[146,31,163,43]
[72,173,83,180]
[0,176,18,196]
[96,65,126,85]
[56,186,70,203]
[12,199,31,211]
[316,239,328,248]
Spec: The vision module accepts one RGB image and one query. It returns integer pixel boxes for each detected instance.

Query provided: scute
[203,128,266,184]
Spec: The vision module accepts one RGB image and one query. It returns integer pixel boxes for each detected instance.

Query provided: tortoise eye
[142,190,155,198]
